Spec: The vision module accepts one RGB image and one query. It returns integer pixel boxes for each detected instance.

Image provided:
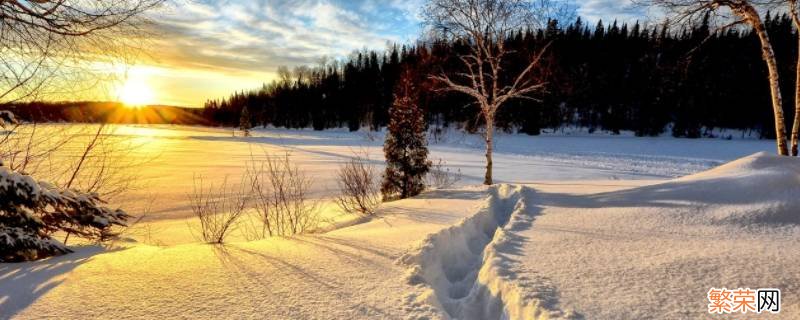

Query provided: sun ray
[118,75,156,107]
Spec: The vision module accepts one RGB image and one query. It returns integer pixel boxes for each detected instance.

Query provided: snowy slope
[509,153,800,319]
[1,188,488,319]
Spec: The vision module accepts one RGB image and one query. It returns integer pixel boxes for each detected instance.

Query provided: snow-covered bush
[0,166,129,262]
[335,154,380,216]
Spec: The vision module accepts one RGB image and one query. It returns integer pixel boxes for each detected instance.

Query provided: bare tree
[335,153,380,216]
[423,0,559,184]
[0,123,145,199]
[188,175,248,244]
[0,0,164,103]
[790,0,800,156]
[642,0,789,155]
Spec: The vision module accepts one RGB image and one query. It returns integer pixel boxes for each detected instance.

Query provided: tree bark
[793,34,800,156]
[749,10,790,155]
[484,118,494,185]
[791,3,800,156]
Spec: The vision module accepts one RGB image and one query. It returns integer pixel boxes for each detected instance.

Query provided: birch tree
[423,0,564,185]
[789,0,800,156]
[644,0,789,155]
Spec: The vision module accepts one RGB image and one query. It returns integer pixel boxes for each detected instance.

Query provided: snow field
[2,124,795,319]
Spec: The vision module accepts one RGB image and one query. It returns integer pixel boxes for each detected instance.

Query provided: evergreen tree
[239,104,251,136]
[0,112,129,262]
[381,70,430,200]
[199,13,800,143]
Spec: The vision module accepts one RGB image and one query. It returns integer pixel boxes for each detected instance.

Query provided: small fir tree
[381,70,431,200]
[0,112,129,262]
[240,105,252,137]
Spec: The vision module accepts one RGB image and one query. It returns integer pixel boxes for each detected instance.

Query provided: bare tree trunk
[484,119,494,185]
[751,13,789,155]
[793,34,800,156]
[791,2,800,156]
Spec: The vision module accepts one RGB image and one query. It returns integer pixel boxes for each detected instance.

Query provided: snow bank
[594,152,800,226]
[511,153,800,318]
[399,185,571,320]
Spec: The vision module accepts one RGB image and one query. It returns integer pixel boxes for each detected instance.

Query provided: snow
[509,153,800,318]
[1,124,797,319]
[399,185,567,320]
[1,188,489,319]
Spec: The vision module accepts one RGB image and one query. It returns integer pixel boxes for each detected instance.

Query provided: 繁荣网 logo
[708,288,780,314]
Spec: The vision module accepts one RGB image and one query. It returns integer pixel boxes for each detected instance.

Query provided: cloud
[133,0,655,106]
[576,0,653,24]
[148,0,421,78]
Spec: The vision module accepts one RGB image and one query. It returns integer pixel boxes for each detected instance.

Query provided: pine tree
[239,105,251,136]
[0,112,129,262]
[381,70,430,200]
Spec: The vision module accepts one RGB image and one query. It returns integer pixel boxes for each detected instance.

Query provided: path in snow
[400,185,574,320]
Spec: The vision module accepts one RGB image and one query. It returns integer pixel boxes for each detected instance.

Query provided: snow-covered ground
[2,124,797,319]
[107,125,773,222]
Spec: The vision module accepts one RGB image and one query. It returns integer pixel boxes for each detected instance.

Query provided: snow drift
[510,152,800,318]
[592,152,800,226]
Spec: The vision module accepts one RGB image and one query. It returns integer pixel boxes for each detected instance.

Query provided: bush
[246,153,319,237]
[335,154,380,215]
[426,158,462,189]
[0,167,129,262]
[188,176,248,244]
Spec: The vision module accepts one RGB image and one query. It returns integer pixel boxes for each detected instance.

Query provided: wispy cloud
[130,0,651,106]
[150,0,420,75]
[576,0,653,24]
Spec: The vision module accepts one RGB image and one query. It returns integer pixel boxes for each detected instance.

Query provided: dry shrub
[188,175,248,244]
[246,152,319,238]
[335,154,380,215]
[427,158,462,189]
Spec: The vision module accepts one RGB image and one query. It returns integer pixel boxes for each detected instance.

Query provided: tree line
[0,101,208,125]
[204,13,800,140]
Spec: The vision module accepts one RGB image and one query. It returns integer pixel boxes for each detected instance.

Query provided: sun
[118,77,156,107]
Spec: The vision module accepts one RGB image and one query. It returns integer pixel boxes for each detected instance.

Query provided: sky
[121,0,645,107]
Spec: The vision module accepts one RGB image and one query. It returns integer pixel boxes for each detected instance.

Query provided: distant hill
[0,101,212,125]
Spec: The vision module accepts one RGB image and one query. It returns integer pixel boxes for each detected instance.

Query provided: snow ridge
[399,185,568,320]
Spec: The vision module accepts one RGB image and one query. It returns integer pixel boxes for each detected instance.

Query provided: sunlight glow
[118,76,156,107]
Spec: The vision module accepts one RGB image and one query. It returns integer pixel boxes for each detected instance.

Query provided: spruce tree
[240,105,251,136]
[0,112,129,262]
[381,70,430,200]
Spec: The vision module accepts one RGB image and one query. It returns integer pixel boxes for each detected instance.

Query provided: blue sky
[141,0,645,106]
